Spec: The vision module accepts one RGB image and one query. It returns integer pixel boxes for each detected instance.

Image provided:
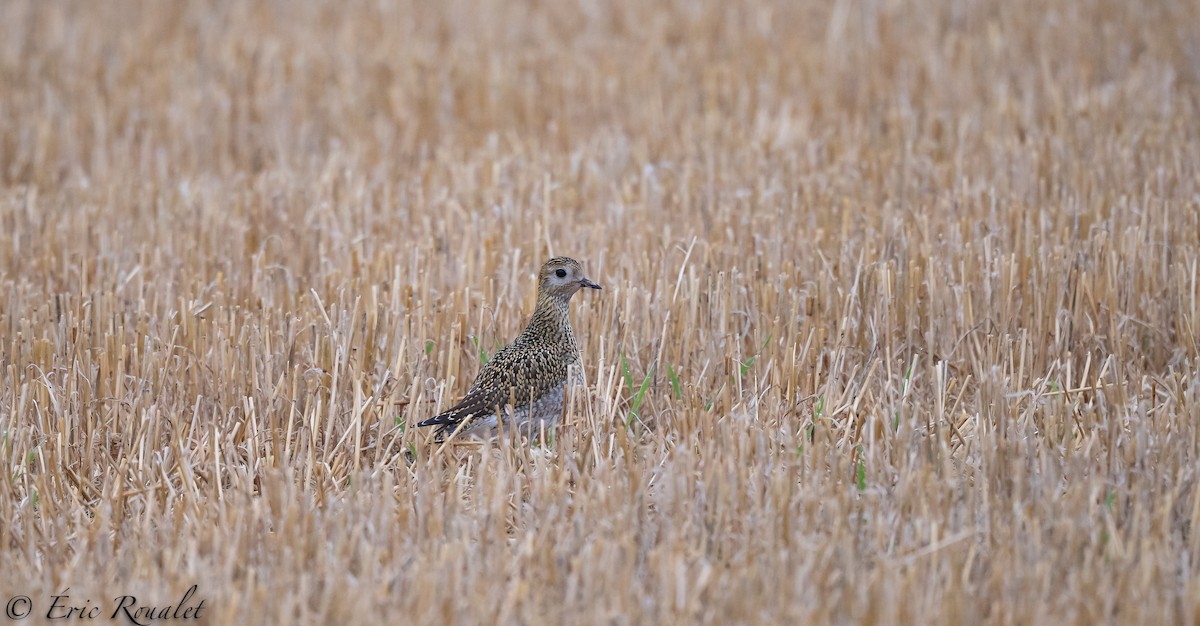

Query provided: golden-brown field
[2,0,1199,623]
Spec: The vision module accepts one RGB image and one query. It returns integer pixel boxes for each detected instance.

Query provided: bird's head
[537,256,601,300]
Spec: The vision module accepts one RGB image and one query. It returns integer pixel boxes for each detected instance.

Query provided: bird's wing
[417,342,570,429]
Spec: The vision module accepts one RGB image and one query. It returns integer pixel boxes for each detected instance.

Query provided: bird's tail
[415,414,452,428]
[416,413,460,441]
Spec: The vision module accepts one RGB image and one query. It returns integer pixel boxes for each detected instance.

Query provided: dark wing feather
[416,340,570,432]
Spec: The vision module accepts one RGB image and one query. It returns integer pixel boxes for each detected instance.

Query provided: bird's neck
[523,293,578,353]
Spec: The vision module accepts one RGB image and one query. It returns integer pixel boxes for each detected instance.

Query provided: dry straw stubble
[1,0,1199,624]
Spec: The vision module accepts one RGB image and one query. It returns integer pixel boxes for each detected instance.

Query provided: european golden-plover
[418,257,601,439]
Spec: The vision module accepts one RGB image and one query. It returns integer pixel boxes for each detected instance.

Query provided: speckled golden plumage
[418,257,601,438]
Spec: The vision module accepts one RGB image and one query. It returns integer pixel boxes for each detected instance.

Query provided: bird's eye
[555,269,567,278]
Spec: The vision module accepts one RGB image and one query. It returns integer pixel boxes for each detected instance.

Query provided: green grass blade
[667,362,681,399]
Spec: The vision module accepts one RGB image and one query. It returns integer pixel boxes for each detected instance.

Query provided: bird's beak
[579,277,602,290]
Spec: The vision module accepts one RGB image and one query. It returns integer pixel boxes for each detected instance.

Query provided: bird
[417,256,602,440]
